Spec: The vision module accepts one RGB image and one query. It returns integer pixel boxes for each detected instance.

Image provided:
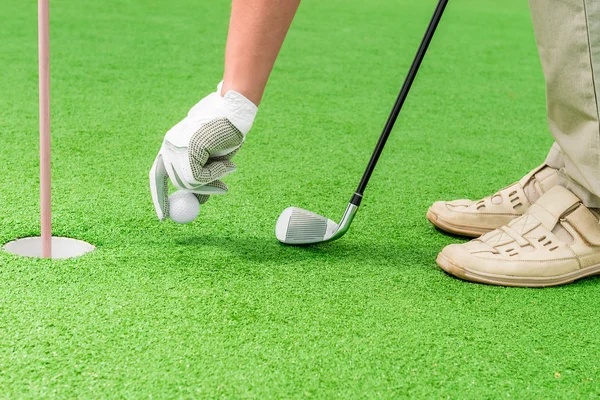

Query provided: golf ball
[168,190,200,224]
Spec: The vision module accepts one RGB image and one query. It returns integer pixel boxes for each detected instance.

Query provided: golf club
[276,0,449,245]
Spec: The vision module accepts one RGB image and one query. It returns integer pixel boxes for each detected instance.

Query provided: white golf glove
[150,82,258,221]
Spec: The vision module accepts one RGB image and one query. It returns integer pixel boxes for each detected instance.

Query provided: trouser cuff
[544,142,600,207]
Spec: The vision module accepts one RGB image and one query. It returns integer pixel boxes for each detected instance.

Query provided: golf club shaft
[351,0,448,206]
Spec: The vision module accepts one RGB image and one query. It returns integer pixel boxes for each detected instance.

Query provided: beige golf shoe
[437,185,600,287]
[427,165,558,237]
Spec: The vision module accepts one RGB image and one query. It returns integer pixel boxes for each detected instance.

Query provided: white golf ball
[168,191,200,224]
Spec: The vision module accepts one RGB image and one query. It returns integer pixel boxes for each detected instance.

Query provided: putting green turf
[1,0,599,397]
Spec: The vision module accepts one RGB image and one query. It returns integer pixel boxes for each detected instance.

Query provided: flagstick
[39,0,52,258]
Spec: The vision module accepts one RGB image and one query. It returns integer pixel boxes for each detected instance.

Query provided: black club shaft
[351,0,449,207]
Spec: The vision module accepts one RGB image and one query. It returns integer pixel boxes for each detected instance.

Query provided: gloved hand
[150,82,258,221]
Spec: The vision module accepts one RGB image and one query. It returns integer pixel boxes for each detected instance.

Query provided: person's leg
[221,0,301,105]
[530,0,600,207]
[427,0,600,237]
[434,0,600,287]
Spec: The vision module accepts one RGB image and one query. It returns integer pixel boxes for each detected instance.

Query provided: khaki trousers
[530,0,600,207]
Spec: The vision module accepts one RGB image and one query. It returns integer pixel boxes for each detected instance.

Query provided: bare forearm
[222,0,301,105]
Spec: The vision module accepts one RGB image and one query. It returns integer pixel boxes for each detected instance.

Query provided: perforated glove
[150,82,258,221]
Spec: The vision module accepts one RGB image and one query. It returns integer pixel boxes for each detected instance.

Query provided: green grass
[1,0,598,398]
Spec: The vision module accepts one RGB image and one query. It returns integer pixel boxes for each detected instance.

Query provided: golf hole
[3,237,95,259]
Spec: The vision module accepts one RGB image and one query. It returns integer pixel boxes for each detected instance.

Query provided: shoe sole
[437,252,600,288]
[426,208,492,238]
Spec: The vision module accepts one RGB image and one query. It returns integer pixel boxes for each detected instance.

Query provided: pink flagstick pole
[39,0,52,258]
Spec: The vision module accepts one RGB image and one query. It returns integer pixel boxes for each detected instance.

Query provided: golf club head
[276,207,338,245]
[276,203,358,245]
